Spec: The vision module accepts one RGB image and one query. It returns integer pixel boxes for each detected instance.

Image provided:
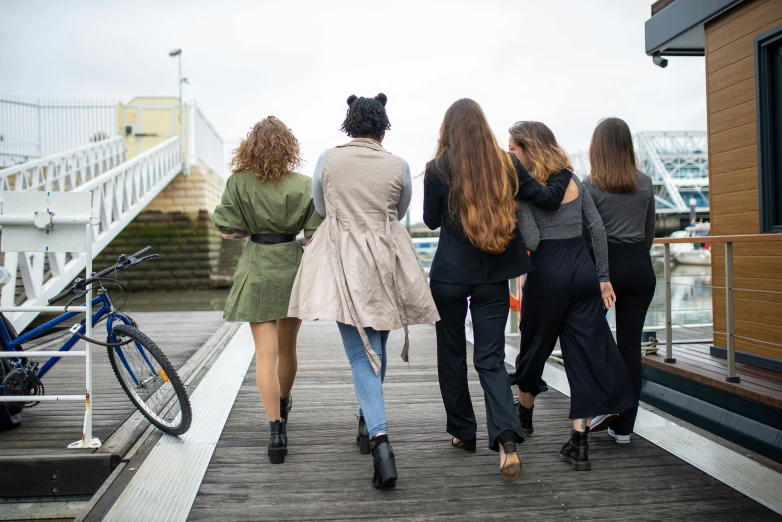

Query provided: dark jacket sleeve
[423,163,443,231]
[515,157,571,210]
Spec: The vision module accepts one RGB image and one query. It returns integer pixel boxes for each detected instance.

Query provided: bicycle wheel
[108,325,192,435]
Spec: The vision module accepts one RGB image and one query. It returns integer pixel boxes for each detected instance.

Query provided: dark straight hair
[588,117,638,194]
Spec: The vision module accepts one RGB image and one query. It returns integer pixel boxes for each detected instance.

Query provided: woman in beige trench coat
[289,93,439,489]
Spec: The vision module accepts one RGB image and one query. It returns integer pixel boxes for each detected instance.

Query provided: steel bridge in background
[572,130,709,214]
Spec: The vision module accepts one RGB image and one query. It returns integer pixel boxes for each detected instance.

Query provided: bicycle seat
[0,266,10,288]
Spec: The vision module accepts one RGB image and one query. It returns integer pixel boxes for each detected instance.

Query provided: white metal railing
[0,94,119,165]
[1,137,182,331]
[190,104,226,178]
[0,136,126,214]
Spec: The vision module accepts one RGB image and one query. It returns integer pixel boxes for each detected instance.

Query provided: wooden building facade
[647,0,782,371]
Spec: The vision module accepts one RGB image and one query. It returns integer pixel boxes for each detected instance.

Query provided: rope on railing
[642,337,659,355]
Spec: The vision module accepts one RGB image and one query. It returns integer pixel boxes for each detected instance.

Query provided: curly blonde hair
[230,116,301,183]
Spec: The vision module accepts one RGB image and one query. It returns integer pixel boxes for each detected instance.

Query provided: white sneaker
[608,427,631,444]
[590,414,617,432]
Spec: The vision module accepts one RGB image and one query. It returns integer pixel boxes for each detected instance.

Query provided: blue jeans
[337,323,389,439]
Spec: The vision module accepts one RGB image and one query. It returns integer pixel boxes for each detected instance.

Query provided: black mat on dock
[188,323,778,521]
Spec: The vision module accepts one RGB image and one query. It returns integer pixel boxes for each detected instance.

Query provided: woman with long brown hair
[583,117,656,444]
[423,99,571,481]
[508,121,635,471]
[212,116,323,464]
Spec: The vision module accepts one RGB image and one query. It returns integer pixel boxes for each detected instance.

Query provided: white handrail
[0,137,126,213]
[1,137,182,331]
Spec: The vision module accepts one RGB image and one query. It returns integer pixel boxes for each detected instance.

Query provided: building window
[756,24,782,234]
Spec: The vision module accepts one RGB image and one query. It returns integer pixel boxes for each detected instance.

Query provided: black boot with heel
[559,427,590,471]
[268,419,287,464]
[371,434,397,489]
[515,400,534,435]
[356,416,371,454]
[280,395,292,423]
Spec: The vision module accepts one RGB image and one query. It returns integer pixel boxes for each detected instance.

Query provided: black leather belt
[249,233,297,245]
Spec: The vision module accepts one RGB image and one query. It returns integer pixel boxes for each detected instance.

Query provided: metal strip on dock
[494,332,782,515]
[103,324,253,522]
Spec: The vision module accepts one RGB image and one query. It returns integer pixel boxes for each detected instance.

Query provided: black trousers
[431,280,524,451]
[510,237,636,419]
[607,242,656,435]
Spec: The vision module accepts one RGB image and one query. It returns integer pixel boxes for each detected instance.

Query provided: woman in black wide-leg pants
[424,99,571,482]
[432,281,519,449]
[512,237,636,420]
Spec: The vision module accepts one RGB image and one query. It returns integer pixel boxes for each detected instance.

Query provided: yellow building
[117,96,189,159]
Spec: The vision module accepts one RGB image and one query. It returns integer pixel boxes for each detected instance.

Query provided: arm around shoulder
[516,157,571,210]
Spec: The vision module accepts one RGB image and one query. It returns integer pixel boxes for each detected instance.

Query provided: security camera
[653,53,668,68]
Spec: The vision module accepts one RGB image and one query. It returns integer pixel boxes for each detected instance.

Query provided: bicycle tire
[107,325,192,435]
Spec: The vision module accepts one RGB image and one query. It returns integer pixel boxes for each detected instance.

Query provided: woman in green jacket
[212,116,322,464]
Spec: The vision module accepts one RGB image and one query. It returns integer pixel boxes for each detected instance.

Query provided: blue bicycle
[0,247,192,435]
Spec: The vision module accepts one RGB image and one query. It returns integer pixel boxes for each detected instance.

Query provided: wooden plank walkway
[187,323,779,521]
[0,311,224,457]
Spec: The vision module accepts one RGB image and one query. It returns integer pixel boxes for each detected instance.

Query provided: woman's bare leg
[250,321,281,421]
[276,318,302,399]
[517,390,535,409]
[572,417,591,432]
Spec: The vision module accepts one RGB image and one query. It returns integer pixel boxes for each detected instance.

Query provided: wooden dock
[184,323,778,521]
[0,311,225,458]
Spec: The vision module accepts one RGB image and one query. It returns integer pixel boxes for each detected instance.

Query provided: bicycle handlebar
[47,246,157,305]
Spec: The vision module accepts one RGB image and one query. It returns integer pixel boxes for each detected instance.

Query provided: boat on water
[670,223,711,266]
[651,223,712,265]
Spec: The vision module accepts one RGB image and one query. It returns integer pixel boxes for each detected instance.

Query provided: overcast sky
[0,0,706,223]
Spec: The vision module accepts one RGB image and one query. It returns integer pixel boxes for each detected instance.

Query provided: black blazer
[423,155,571,284]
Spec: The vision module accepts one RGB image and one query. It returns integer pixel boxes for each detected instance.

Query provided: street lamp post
[168,48,189,175]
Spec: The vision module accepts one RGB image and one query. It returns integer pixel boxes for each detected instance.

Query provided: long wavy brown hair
[432,99,518,255]
[230,116,301,183]
[588,117,638,194]
[508,121,572,184]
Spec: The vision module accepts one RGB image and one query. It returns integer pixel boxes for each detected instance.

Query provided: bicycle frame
[0,292,136,386]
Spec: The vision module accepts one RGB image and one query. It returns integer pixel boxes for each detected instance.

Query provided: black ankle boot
[515,400,534,435]
[559,428,590,471]
[280,395,292,423]
[356,416,370,454]
[371,435,397,489]
[268,419,287,464]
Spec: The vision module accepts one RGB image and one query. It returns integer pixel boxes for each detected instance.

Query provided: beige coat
[288,139,439,373]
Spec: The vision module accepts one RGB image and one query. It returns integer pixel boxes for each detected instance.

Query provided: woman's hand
[600,282,616,310]
[297,237,311,247]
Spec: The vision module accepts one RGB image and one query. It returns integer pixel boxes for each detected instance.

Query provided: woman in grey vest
[584,118,656,444]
